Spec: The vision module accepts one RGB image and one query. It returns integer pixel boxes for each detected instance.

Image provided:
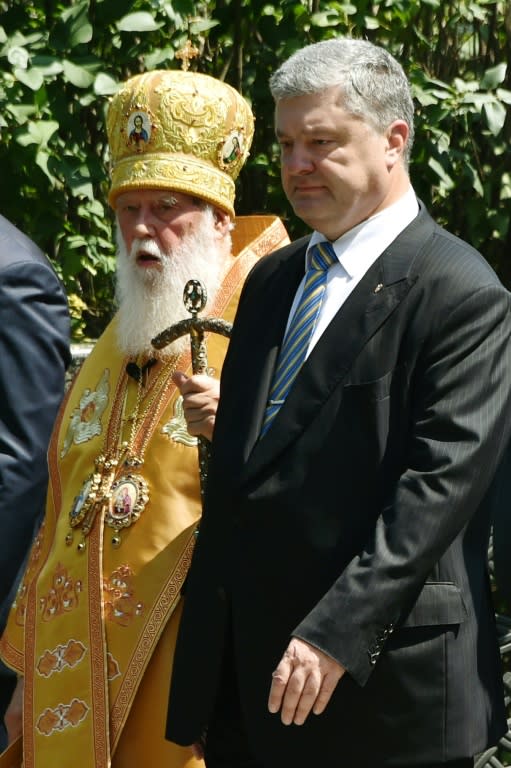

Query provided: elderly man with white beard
[0,69,288,768]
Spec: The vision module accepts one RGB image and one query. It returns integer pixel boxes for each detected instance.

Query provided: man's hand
[191,727,207,759]
[268,637,345,726]
[191,742,204,760]
[4,675,23,744]
[172,372,220,442]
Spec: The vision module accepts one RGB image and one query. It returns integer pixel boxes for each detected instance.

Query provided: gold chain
[119,355,178,466]
[66,353,180,551]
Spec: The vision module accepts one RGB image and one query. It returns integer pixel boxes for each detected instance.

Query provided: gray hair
[269,38,415,165]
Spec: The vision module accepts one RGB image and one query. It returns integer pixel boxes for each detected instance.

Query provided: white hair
[115,206,231,359]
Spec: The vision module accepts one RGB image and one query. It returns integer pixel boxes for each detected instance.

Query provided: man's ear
[213,208,232,237]
[386,120,409,167]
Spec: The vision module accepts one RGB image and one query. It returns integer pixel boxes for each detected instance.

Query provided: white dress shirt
[285,186,420,358]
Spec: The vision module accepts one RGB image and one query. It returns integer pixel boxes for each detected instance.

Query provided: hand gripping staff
[151,278,232,502]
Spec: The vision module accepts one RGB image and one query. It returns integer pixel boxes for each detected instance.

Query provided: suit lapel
[240,205,434,486]
[231,239,309,464]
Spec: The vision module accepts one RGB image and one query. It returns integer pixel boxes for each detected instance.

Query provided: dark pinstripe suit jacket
[0,214,70,625]
[167,202,511,766]
[0,215,70,749]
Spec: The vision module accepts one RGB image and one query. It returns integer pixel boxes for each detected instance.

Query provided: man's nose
[283,146,314,175]
[132,207,158,237]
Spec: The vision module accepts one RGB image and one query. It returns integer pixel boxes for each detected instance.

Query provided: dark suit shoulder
[387,204,505,298]
[429,226,499,281]
[412,206,502,287]
[247,234,310,281]
[0,214,49,270]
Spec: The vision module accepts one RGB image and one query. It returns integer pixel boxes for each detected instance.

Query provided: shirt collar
[307,186,419,279]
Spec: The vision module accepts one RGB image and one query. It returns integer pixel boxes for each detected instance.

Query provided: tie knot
[310,241,337,271]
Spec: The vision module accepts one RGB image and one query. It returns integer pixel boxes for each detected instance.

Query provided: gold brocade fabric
[0,216,289,768]
[107,70,255,217]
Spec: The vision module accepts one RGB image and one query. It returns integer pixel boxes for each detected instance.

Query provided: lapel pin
[373,283,384,294]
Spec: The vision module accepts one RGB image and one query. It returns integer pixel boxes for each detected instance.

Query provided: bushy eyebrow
[157,195,178,206]
[275,124,337,139]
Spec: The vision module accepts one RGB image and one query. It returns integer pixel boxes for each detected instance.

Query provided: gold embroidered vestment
[0,216,289,768]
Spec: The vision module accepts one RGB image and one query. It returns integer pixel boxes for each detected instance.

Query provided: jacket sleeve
[293,281,511,686]
[0,259,70,629]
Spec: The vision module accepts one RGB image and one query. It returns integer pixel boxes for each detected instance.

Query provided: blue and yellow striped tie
[260,241,337,435]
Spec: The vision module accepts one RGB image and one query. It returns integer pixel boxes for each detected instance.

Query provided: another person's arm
[0,259,70,614]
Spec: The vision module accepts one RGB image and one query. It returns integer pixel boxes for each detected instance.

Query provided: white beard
[115,208,230,359]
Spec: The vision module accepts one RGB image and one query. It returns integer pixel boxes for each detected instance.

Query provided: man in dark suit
[166,38,511,768]
[0,214,70,749]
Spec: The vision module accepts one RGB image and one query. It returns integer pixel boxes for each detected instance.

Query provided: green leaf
[31,56,64,77]
[144,47,175,70]
[17,120,59,147]
[462,161,484,197]
[16,134,35,149]
[78,199,105,218]
[62,59,95,88]
[6,104,37,124]
[94,73,120,96]
[500,173,511,201]
[429,88,452,100]
[472,174,484,198]
[462,92,489,108]
[70,179,94,200]
[310,11,340,27]
[421,75,453,90]
[189,19,220,34]
[453,77,478,93]
[78,92,97,107]
[496,88,511,105]
[61,3,93,47]
[480,63,507,90]
[66,235,89,249]
[7,46,29,69]
[364,16,380,29]
[483,99,506,136]
[428,157,454,189]
[162,1,193,27]
[435,131,451,153]
[35,149,57,184]
[412,84,439,107]
[468,2,487,21]
[116,13,163,32]
[14,67,44,91]
[56,156,95,200]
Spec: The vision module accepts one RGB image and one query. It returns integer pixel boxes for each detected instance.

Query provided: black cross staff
[151,279,232,501]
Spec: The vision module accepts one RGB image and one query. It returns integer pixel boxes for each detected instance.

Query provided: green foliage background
[1,0,511,340]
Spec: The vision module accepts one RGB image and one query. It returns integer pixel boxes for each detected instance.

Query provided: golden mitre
[106,69,255,217]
